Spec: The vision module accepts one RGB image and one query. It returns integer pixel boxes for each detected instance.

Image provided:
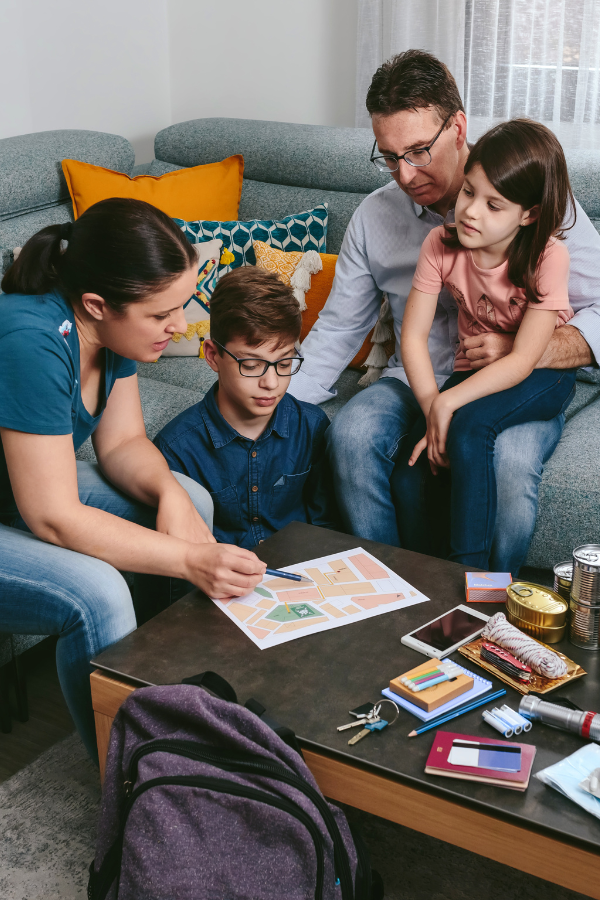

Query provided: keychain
[337,699,399,746]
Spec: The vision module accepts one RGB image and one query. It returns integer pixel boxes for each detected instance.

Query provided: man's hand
[536,324,593,370]
[156,486,216,545]
[463,333,515,369]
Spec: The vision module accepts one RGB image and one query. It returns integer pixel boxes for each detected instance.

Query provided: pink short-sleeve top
[412,226,573,371]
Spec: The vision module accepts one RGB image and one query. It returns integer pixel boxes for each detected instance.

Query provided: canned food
[570,544,600,650]
[553,561,573,601]
[505,608,567,643]
[506,582,568,627]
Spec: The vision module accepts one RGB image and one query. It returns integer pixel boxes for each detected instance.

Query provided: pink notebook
[425,730,536,791]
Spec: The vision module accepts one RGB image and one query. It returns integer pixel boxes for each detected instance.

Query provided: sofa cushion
[161,240,222,358]
[0,203,74,274]
[137,358,218,393]
[175,204,328,271]
[0,130,134,221]
[526,395,600,567]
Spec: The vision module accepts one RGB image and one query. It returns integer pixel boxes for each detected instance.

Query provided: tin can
[506,582,568,627]
[505,608,566,643]
[570,544,600,650]
[553,561,573,601]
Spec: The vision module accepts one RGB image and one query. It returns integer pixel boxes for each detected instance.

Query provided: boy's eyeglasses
[370,113,452,172]
[212,340,304,377]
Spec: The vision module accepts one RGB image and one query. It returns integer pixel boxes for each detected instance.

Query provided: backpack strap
[181,671,238,703]
[245,697,303,757]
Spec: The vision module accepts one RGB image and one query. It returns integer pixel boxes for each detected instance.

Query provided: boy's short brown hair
[209,266,302,350]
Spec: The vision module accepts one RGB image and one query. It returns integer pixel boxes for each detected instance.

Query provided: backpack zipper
[108,773,325,900]
[127,738,353,899]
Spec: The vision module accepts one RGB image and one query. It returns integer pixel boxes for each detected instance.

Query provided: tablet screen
[411,608,484,651]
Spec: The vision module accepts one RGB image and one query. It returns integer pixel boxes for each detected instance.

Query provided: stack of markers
[482,704,533,738]
[400,660,463,693]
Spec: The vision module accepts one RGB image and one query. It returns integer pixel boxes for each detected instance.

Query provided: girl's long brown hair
[443,119,575,303]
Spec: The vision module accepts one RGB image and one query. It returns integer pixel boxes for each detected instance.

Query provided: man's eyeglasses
[212,340,304,377]
[370,114,452,173]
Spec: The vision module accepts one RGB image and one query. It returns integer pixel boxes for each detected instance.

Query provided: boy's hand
[186,544,267,598]
[156,486,216,545]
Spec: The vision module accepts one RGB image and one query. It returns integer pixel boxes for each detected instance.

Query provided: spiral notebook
[382,662,493,722]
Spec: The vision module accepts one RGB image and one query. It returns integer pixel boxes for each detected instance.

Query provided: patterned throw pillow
[161,239,222,358]
[254,241,395,372]
[173,204,328,273]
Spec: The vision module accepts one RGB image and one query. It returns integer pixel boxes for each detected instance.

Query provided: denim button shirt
[154,384,337,548]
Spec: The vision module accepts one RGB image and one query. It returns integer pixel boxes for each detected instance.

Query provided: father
[288,50,600,574]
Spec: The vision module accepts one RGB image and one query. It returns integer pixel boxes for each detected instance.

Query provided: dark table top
[93,522,600,853]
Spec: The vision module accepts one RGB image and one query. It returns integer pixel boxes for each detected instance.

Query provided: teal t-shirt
[0,290,137,520]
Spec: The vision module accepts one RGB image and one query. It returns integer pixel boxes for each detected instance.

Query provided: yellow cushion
[253,241,384,370]
[61,156,244,221]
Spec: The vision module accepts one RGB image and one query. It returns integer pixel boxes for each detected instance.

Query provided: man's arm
[288,207,383,405]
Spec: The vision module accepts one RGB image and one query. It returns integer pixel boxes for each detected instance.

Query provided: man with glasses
[154,267,337,548]
[289,49,600,574]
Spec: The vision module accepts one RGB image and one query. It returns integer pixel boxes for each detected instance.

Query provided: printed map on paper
[212,547,430,649]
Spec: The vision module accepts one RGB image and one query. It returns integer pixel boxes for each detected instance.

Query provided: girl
[0,199,265,759]
[397,119,576,569]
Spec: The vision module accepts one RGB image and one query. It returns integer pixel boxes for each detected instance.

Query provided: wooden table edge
[90,668,600,899]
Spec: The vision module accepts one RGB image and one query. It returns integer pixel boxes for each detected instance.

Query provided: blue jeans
[327,374,570,573]
[0,462,213,761]
[392,369,577,568]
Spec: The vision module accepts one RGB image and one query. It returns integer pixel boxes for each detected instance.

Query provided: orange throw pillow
[61,156,244,221]
[298,254,375,370]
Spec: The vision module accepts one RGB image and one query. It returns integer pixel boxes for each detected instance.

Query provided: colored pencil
[407,688,507,737]
[265,568,313,584]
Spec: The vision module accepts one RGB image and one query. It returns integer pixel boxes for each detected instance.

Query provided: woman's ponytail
[1,199,195,309]
[1,222,70,295]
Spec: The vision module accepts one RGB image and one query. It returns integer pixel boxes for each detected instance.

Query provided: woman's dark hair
[442,119,575,304]
[366,49,464,124]
[1,197,197,310]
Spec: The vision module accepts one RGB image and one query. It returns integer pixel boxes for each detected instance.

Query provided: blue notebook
[382,662,493,722]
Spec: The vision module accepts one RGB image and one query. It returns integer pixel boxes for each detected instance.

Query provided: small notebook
[388,658,473,712]
[425,730,536,791]
[382,662,492,721]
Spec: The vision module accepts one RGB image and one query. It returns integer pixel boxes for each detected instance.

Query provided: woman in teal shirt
[0,199,265,759]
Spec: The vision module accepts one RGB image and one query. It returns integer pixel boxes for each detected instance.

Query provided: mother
[0,198,265,759]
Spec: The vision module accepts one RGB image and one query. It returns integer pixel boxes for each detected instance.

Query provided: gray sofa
[1,118,600,574]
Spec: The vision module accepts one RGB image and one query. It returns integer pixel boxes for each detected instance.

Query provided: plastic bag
[536,743,600,820]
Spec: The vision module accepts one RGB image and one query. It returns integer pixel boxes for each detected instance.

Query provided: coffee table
[91,522,600,899]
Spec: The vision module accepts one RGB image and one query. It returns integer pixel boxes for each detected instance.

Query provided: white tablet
[401,604,489,658]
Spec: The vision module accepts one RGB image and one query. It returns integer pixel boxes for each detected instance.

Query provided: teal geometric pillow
[174,204,328,274]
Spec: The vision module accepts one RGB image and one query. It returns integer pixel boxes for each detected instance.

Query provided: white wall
[1,0,171,163]
[0,0,358,164]
[168,0,358,129]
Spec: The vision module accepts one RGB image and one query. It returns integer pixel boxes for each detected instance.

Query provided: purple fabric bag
[89,672,380,900]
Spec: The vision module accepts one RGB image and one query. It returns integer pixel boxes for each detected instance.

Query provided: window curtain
[357,0,600,148]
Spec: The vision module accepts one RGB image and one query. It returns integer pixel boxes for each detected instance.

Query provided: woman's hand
[156,485,216,545]
[186,543,267,599]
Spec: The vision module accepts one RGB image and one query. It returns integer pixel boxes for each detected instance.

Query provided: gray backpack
[88,671,384,900]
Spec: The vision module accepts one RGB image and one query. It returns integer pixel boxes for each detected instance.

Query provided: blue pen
[408,688,507,736]
[264,567,314,584]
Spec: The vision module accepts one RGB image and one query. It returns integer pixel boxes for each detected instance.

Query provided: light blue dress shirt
[289,180,600,406]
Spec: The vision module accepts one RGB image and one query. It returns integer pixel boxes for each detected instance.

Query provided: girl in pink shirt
[398,119,576,568]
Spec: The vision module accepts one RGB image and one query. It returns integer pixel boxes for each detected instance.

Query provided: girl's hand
[426,394,454,469]
[156,486,217,545]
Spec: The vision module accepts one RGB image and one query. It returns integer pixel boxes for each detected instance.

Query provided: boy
[154,267,338,548]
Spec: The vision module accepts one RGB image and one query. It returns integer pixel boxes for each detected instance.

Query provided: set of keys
[337,699,399,746]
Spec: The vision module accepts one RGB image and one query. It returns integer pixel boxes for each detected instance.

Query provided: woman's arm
[1,427,265,598]
[400,287,442,415]
[427,308,559,466]
[92,374,214,545]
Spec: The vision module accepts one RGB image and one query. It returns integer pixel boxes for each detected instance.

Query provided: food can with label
[553,561,573,601]
[506,582,568,627]
[570,544,600,650]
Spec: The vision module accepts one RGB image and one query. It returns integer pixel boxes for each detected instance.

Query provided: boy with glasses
[154,267,338,548]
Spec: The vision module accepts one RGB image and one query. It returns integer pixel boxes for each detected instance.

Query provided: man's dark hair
[366,49,464,123]
[209,267,301,350]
